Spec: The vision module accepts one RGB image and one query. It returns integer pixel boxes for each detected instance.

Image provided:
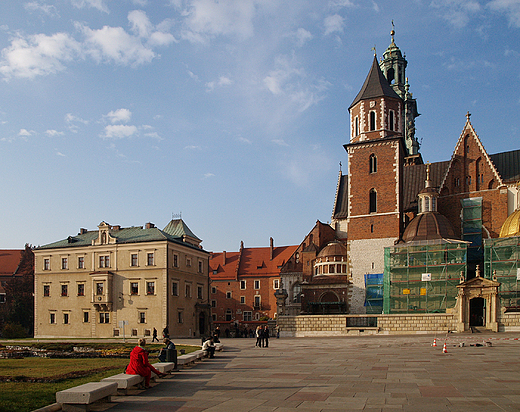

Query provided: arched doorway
[470,297,485,327]
[199,312,206,336]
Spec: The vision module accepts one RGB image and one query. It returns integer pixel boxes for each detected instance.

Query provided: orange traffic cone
[442,343,448,353]
[432,338,437,347]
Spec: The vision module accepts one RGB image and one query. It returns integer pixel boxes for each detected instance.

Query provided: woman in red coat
[126,338,164,388]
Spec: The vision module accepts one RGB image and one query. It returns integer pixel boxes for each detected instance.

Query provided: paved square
[102,334,520,411]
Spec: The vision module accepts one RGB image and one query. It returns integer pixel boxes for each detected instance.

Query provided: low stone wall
[498,312,520,332]
[277,313,458,337]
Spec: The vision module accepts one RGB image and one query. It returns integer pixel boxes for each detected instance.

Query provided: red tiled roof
[210,245,298,280]
[0,250,23,277]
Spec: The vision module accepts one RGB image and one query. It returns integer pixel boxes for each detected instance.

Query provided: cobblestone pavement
[97,333,520,411]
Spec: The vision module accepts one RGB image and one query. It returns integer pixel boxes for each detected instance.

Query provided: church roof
[332,174,349,219]
[162,219,201,242]
[349,55,402,109]
[490,149,520,183]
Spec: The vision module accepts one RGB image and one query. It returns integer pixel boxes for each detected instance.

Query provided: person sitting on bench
[126,338,165,388]
[158,338,176,362]
[202,336,216,358]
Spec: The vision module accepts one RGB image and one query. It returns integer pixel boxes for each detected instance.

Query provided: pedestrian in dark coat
[263,326,270,348]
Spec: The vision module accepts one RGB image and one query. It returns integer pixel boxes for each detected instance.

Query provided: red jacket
[126,346,160,376]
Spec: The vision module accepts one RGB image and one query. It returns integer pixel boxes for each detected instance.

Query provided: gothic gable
[440,115,503,195]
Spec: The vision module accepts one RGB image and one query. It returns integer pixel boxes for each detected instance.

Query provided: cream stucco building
[34,219,210,339]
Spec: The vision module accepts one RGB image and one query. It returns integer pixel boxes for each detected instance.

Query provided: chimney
[145,222,155,229]
[223,251,226,265]
[79,228,87,235]
[270,237,274,260]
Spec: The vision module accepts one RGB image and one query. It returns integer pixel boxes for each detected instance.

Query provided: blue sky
[0,0,519,252]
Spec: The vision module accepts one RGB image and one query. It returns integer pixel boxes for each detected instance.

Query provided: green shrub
[2,323,28,339]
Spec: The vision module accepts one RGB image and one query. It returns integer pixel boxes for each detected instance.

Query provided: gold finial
[391,20,395,42]
[371,45,376,56]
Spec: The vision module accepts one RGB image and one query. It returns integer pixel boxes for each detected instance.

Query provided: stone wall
[498,312,520,332]
[277,313,458,337]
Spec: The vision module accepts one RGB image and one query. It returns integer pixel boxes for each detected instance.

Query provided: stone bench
[101,373,145,395]
[177,353,197,366]
[152,362,176,373]
[56,381,117,412]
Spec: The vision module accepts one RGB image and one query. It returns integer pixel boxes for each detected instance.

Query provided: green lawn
[0,344,198,412]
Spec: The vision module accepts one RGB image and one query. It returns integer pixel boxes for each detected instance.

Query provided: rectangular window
[139,312,146,324]
[243,311,252,321]
[43,285,50,297]
[254,280,260,289]
[185,283,191,298]
[211,286,216,294]
[96,283,104,295]
[61,284,68,296]
[147,253,154,266]
[212,314,217,322]
[186,257,191,267]
[172,281,179,296]
[178,311,183,324]
[240,280,246,290]
[211,300,216,308]
[146,281,155,295]
[198,260,203,273]
[254,295,261,308]
[61,257,68,270]
[77,283,85,296]
[197,285,203,299]
[99,255,110,268]
[99,313,110,323]
[113,329,120,337]
[63,313,69,324]
[130,282,139,295]
[173,254,178,267]
[131,253,138,267]
[78,256,84,269]
[273,279,279,289]
[83,311,89,323]
[131,329,137,336]
[50,313,56,324]
[44,258,50,270]
[240,296,245,304]
[226,291,232,299]
[0,294,5,304]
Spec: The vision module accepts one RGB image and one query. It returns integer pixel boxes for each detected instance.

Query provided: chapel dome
[317,241,347,259]
[402,211,457,243]
[499,209,520,238]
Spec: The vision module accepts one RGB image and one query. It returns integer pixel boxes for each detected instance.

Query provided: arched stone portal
[456,272,500,332]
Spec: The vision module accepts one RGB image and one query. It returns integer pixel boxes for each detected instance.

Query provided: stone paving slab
[92,333,520,411]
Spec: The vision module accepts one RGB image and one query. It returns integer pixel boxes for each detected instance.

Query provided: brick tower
[340,30,422,313]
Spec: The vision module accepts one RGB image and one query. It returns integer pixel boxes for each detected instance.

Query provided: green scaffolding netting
[383,242,467,314]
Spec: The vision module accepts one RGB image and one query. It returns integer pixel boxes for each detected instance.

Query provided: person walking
[152,327,159,342]
[162,326,169,339]
[263,325,270,348]
[255,325,263,347]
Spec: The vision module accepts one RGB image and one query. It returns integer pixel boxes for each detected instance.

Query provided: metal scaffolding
[484,236,520,309]
[383,241,467,314]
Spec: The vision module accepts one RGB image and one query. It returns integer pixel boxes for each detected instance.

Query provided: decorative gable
[440,114,503,195]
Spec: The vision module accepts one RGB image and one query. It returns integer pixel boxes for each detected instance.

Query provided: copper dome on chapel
[317,241,347,258]
[402,212,457,243]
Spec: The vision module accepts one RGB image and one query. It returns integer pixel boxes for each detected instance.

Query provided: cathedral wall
[348,237,397,314]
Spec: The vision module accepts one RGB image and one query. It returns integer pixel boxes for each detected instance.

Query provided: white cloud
[56,151,66,157]
[174,0,259,43]
[203,172,215,179]
[18,128,35,137]
[263,54,330,113]
[272,139,289,146]
[101,124,138,139]
[185,145,202,149]
[144,131,163,140]
[24,1,60,17]
[0,32,81,79]
[206,75,233,91]
[324,14,344,35]
[329,0,355,7]
[488,0,520,28]
[65,113,88,133]
[45,129,64,136]
[105,108,132,123]
[430,0,481,28]
[294,28,313,47]
[70,0,109,13]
